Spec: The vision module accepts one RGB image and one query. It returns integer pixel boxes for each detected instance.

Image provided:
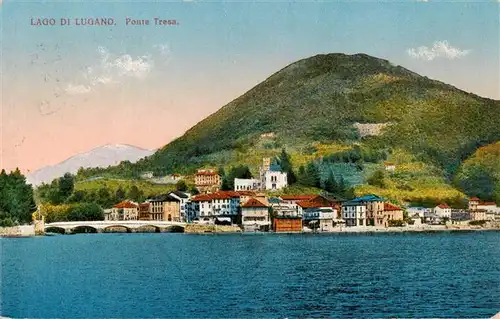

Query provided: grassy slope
[354,149,466,205]
[74,179,177,197]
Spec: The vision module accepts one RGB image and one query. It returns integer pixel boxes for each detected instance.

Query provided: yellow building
[148,194,181,222]
[195,169,221,194]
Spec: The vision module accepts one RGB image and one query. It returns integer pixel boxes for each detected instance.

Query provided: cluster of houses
[105,192,500,232]
[406,197,500,225]
[103,158,500,231]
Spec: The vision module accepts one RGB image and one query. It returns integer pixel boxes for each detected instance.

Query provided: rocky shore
[184,224,242,233]
[0,225,35,237]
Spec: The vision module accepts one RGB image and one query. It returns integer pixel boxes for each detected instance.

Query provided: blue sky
[1,0,499,172]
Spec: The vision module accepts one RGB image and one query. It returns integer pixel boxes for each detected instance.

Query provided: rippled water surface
[1,232,500,318]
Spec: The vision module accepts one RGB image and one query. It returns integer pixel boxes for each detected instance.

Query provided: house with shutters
[241,198,270,232]
[434,203,451,219]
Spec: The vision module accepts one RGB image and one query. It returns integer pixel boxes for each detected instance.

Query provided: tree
[175,180,188,192]
[66,190,87,203]
[58,173,75,201]
[96,188,113,208]
[67,203,104,221]
[226,165,253,190]
[128,185,144,202]
[324,170,338,194]
[190,186,200,195]
[220,177,231,191]
[337,176,347,196]
[300,162,321,188]
[456,165,497,201]
[0,169,37,224]
[279,148,297,185]
[115,187,126,203]
[367,170,387,188]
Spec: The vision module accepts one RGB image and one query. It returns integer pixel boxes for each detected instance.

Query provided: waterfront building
[270,197,300,218]
[191,191,241,224]
[468,197,480,211]
[191,194,213,223]
[278,195,316,217]
[273,217,302,232]
[477,201,500,214]
[234,178,261,191]
[148,194,181,221]
[346,194,384,226]
[168,191,191,222]
[382,203,404,227]
[451,211,471,225]
[434,204,451,219]
[194,169,221,194]
[110,200,139,221]
[470,210,487,221]
[241,198,270,232]
[406,206,431,218]
[103,209,113,221]
[341,200,367,226]
[424,211,442,224]
[138,203,152,220]
[302,206,337,232]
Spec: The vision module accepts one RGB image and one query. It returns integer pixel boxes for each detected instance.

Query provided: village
[103,158,500,232]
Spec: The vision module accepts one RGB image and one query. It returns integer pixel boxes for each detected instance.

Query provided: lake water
[1,232,500,318]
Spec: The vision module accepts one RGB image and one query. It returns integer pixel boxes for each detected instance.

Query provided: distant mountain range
[26,144,153,186]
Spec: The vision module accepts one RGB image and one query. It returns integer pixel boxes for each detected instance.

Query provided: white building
[341,200,367,226]
[303,207,337,232]
[241,198,270,232]
[406,206,431,218]
[434,204,451,218]
[108,200,139,221]
[234,178,261,191]
[168,191,191,222]
[141,171,154,179]
[259,158,287,191]
[191,191,241,224]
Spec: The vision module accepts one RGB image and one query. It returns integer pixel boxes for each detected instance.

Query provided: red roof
[210,192,233,200]
[114,201,138,209]
[469,197,480,201]
[384,162,395,166]
[234,190,256,196]
[297,196,337,209]
[384,202,402,212]
[192,194,213,202]
[437,204,450,209]
[242,198,268,208]
[196,171,218,176]
[280,195,316,201]
[479,202,497,206]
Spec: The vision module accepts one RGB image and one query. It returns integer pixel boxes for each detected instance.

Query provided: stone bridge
[45,221,187,234]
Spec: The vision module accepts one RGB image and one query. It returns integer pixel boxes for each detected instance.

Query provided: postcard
[1,0,499,318]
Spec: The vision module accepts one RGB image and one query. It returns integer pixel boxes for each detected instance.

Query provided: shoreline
[1,225,499,237]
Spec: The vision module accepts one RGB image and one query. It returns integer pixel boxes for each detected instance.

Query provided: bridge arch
[103,225,132,233]
[165,225,185,233]
[45,226,66,234]
[71,225,98,234]
[135,225,161,233]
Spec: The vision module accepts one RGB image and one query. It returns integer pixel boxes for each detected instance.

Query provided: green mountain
[84,53,500,182]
